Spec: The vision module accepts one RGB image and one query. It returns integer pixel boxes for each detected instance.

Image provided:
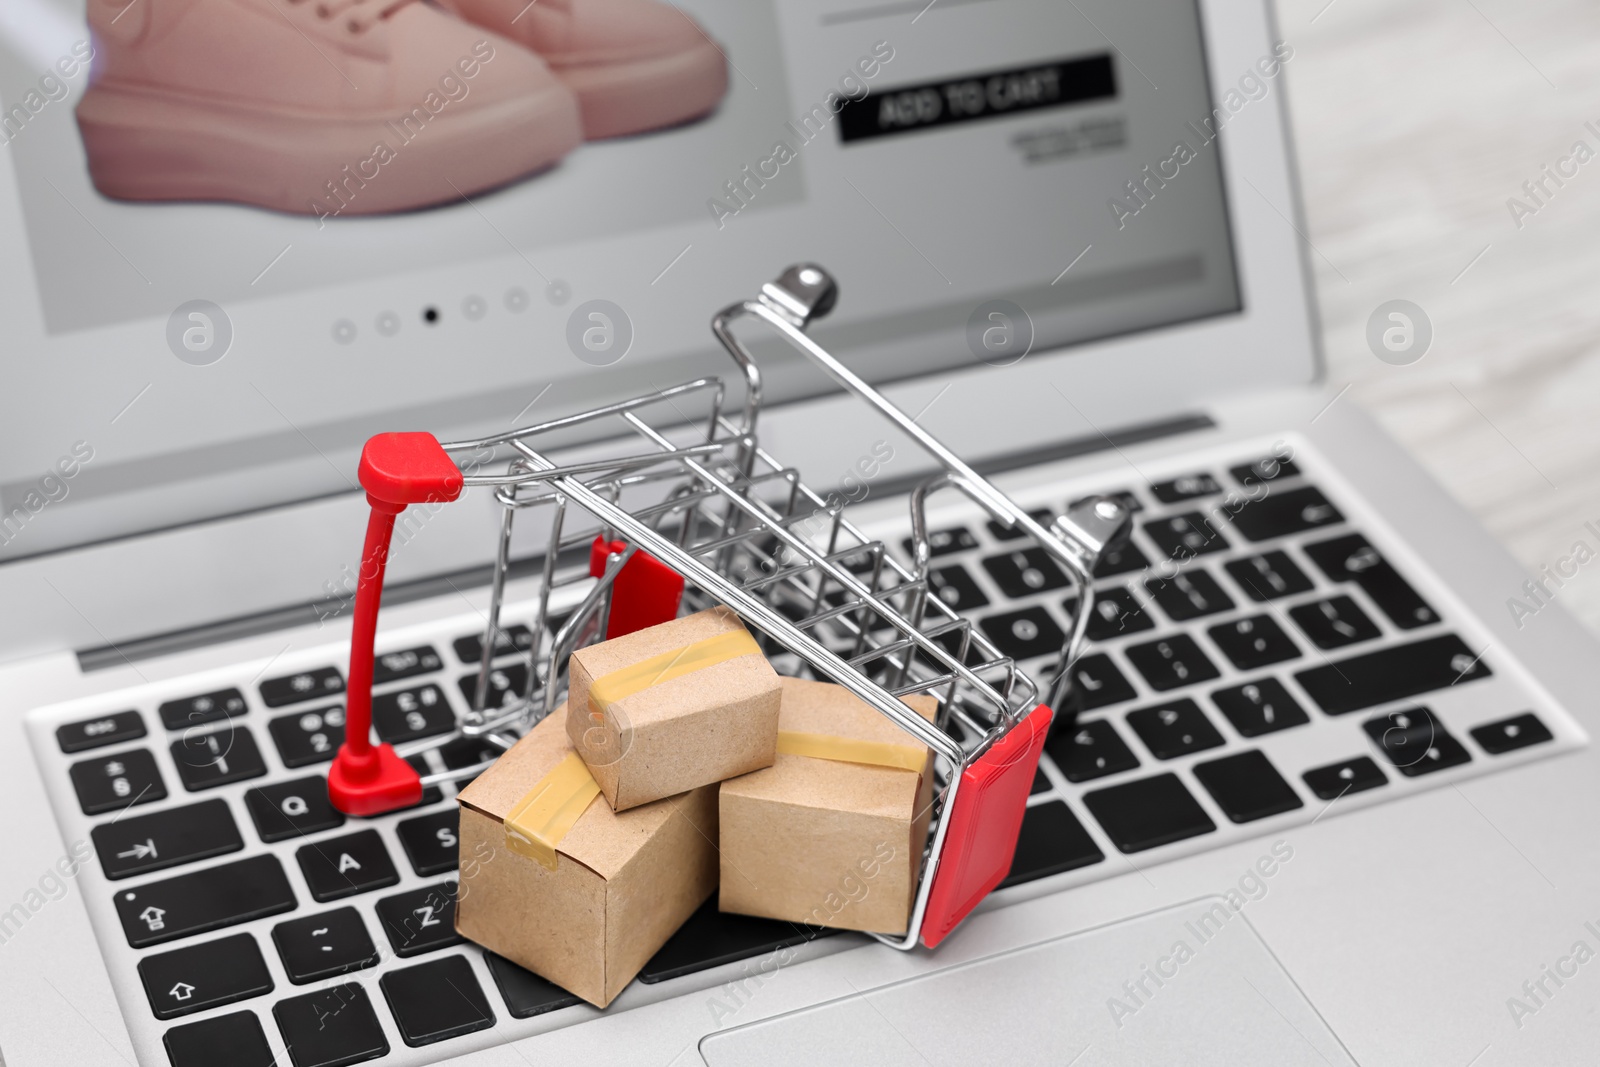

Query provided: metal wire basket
[331,264,1130,949]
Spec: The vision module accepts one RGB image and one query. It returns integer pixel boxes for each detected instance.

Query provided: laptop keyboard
[25,445,1583,1065]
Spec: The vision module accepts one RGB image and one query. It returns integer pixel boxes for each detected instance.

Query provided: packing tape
[588,628,762,714]
[503,751,602,871]
[776,730,928,774]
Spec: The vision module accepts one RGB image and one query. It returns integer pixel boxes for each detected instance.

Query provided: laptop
[2,0,1591,1062]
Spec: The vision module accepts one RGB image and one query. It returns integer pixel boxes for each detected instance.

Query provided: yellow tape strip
[588,629,762,714]
[503,751,602,871]
[776,730,928,774]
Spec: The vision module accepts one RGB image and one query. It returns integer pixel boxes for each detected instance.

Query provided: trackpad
[699,899,1353,1066]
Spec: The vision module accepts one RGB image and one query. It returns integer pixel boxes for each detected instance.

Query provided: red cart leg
[589,536,684,638]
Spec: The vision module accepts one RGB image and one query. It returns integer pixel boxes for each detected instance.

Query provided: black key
[457,662,529,712]
[164,1011,277,1067]
[92,798,242,880]
[372,683,454,744]
[1064,587,1153,641]
[1294,634,1489,716]
[1207,615,1300,670]
[979,606,1065,660]
[1125,635,1219,691]
[1093,539,1150,579]
[114,854,296,948]
[927,564,990,612]
[373,644,444,685]
[1210,679,1309,738]
[1192,750,1303,823]
[397,809,460,876]
[1304,533,1439,629]
[376,882,463,957]
[1069,489,1144,515]
[273,984,388,1067]
[1146,569,1234,621]
[245,776,346,843]
[1471,712,1554,755]
[981,547,1071,598]
[1230,457,1301,486]
[268,705,345,768]
[1031,768,1050,795]
[640,895,837,984]
[440,734,504,772]
[903,526,978,559]
[1046,718,1140,782]
[1229,486,1342,542]
[297,830,399,902]
[57,710,145,754]
[1000,801,1104,887]
[273,908,379,984]
[1363,706,1471,776]
[1067,653,1138,710]
[381,955,495,1047]
[1225,551,1314,602]
[69,748,166,816]
[1303,756,1388,800]
[158,688,248,731]
[452,624,535,665]
[138,932,273,1019]
[986,508,1054,542]
[1289,595,1381,650]
[1150,473,1221,503]
[1126,698,1225,759]
[485,952,584,1018]
[1142,512,1228,560]
[171,726,267,791]
[1083,773,1216,853]
[259,667,345,708]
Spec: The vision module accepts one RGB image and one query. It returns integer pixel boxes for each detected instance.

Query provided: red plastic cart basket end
[328,741,422,817]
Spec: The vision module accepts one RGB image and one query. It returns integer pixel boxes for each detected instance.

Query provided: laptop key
[1192,750,1304,823]
[1149,473,1221,503]
[457,662,530,711]
[981,547,1071,597]
[376,882,463,957]
[1210,679,1309,738]
[452,624,535,665]
[114,854,296,948]
[1302,756,1388,800]
[138,931,274,1020]
[70,747,167,816]
[1228,486,1343,541]
[163,1011,277,1067]
[245,776,345,843]
[296,829,399,902]
[440,735,505,773]
[57,709,146,754]
[259,666,345,708]
[1230,457,1301,486]
[372,683,454,744]
[372,644,444,685]
[273,984,389,1067]
[1142,512,1228,559]
[1294,634,1490,716]
[273,908,379,984]
[903,525,978,559]
[999,801,1104,887]
[1146,569,1234,621]
[1304,533,1440,629]
[1083,773,1217,853]
[1126,698,1225,759]
[1093,539,1151,578]
[1063,587,1154,641]
[1289,595,1381,650]
[171,726,267,791]
[927,563,990,612]
[639,895,838,984]
[485,952,584,1018]
[1363,706,1472,776]
[1207,615,1300,671]
[1066,653,1138,710]
[381,955,495,1047]
[268,705,345,768]
[980,606,1065,660]
[1471,712,1554,755]
[1125,635,1220,691]
[92,798,243,880]
[985,508,1053,542]
[397,809,460,876]
[157,688,248,731]
[1224,551,1313,602]
[1045,718,1140,782]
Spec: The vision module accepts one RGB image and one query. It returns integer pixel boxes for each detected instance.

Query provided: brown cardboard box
[455,704,718,1008]
[567,605,782,811]
[718,677,938,936]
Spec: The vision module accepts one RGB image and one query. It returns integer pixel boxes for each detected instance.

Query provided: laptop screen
[0,0,1246,558]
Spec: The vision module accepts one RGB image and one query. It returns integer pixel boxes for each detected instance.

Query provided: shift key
[114,854,295,948]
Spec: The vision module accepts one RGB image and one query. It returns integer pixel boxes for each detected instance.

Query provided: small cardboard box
[455,704,718,1008]
[718,677,938,936]
[567,605,781,811]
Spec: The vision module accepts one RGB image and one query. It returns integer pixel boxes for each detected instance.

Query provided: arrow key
[137,932,273,1019]
[272,908,378,984]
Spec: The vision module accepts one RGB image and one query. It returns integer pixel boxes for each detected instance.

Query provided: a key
[985,508,1054,542]
[268,705,345,768]
[485,952,585,1018]
[70,748,166,816]
[296,830,399,903]
[1304,533,1439,629]
[1228,486,1343,541]
[457,663,530,712]
[397,809,460,877]
[1294,634,1489,715]
[1145,569,1235,621]
[999,801,1105,887]
[1224,551,1313,601]
[979,606,1065,660]
[1302,756,1388,800]
[903,526,978,559]
[1210,679,1309,738]
[452,624,535,665]
[171,726,266,791]
[1470,712,1554,755]
[92,798,243,880]
[272,908,379,985]
[372,683,454,744]
[1066,653,1138,710]
[1289,595,1381,650]
[1207,615,1301,670]
[381,955,496,1047]
[1082,773,1217,853]
[372,645,444,685]
[927,564,990,612]
[1230,457,1301,486]
[1150,473,1221,503]
[440,735,505,772]
[981,548,1071,598]
[1031,768,1051,794]
[1192,750,1304,823]
[114,854,296,948]
[1093,539,1151,579]
[259,667,345,708]
[376,882,463,957]
[1063,587,1154,641]
[1363,706,1471,776]
[245,776,346,843]
[57,710,145,754]
[163,1011,277,1067]
[1126,698,1225,759]
[1125,635,1220,691]
[1142,512,1228,560]
[138,932,274,1019]
[272,984,389,1067]
[1045,718,1140,782]
[639,895,836,984]
[158,688,248,731]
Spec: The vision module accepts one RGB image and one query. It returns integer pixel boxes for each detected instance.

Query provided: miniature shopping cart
[328,264,1131,950]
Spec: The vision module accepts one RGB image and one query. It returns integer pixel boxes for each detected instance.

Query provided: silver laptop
[2,0,1590,1063]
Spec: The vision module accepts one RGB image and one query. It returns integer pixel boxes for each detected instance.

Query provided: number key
[268,706,345,768]
[1142,512,1228,560]
[70,748,166,816]
[373,684,453,744]
[171,726,266,791]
